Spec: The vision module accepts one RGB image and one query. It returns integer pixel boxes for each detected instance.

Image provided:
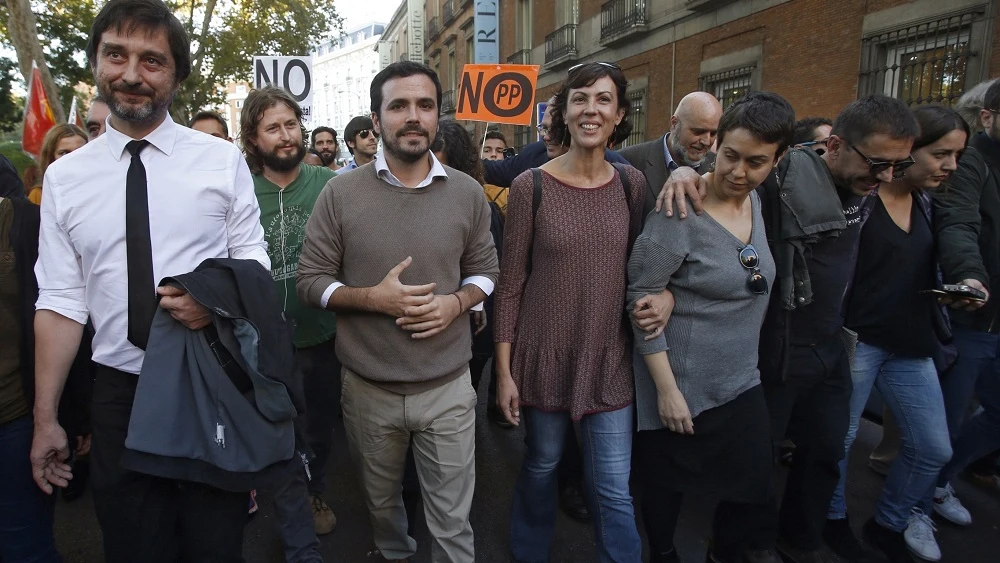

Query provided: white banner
[253,56,314,122]
[474,1,499,64]
[406,0,424,64]
[377,41,394,70]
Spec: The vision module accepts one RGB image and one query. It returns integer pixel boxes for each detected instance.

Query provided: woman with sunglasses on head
[627,91,795,563]
[494,61,645,562]
[28,124,88,204]
[825,105,970,563]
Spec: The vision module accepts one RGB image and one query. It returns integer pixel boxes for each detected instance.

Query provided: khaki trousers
[341,367,476,563]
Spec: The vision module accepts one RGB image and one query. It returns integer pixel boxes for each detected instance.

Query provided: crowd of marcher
[2,1,1000,563]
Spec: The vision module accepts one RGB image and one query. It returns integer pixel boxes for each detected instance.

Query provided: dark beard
[99,80,173,125]
[261,143,307,171]
[382,126,429,163]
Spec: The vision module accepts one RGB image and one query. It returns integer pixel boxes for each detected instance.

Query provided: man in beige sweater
[296,61,498,563]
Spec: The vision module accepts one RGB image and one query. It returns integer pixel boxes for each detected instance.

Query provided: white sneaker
[933,483,972,526]
[904,509,942,562]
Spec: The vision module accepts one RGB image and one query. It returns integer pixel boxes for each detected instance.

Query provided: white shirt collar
[373,150,448,189]
[104,113,178,161]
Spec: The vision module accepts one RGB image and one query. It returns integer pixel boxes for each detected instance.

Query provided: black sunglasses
[739,245,769,295]
[798,140,827,156]
[357,129,379,140]
[849,144,914,178]
[568,61,622,74]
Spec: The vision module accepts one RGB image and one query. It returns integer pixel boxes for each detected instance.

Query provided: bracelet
[452,293,464,313]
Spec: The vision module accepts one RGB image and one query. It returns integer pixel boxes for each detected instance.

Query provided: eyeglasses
[798,139,828,156]
[536,124,550,136]
[739,245,769,295]
[849,144,914,178]
[357,129,379,140]
[567,61,622,74]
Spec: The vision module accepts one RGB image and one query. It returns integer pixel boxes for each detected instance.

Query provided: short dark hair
[431,120,484,185]
[484,130,507,146]
[716,91,796,159]
[239,86,303,174]
[344,116,374,155]
[189,110,228,137]
[551,62,633,148]
[831,95,919,147]
[370,60,442,117]
[984,80,1000,114]
[792,116,832,145]
[911,104,971,152]
[86,0,191,83]
[311,126,338,147]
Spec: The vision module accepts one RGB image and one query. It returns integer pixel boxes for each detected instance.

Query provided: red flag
[22,61,57,158]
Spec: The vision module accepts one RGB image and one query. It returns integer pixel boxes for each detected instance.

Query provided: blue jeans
[271,464,323,563]
[510,405,641,563]
[0,414,61,563]
[937,327,1000,486]
[828,342,951,532]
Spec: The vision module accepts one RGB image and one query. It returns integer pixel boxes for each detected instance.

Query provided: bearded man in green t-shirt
[239,86,340,557]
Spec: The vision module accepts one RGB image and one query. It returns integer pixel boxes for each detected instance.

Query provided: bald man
[619,91,723,215]
[85,98,111,139]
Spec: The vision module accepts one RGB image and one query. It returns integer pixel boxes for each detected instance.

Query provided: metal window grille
[858,10,985,106]
[701,66,755,110]
[516,126,531,151]
[618,89,646,149]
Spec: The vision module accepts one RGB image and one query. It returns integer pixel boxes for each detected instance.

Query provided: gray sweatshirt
[626,191,775,430]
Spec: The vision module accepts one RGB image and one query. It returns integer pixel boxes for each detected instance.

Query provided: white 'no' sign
[253,56,314,122]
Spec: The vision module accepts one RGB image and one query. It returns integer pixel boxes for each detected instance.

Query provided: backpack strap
[531,168,543,220]
[611,162,631,206]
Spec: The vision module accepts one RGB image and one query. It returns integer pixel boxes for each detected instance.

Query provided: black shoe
[558,484,590,522]
[823,517,871,562]
[862,518,914,563]
[744,549,782,563]
[775,540,843,563]
[653,546,680,563]
[487,403,514,428]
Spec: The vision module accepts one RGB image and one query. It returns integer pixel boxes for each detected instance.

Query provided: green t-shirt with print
[254,163,337,348]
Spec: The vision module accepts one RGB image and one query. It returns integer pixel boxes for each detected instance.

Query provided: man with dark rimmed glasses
[343,115,380,170]
[655,95,919,563]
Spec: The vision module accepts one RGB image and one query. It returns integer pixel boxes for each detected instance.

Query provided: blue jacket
[483,141,630,188]
[122,258,303,492]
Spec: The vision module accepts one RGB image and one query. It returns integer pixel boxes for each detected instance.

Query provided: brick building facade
[490,0,999,149]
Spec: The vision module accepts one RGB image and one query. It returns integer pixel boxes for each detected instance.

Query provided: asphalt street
[53,383,1000,563]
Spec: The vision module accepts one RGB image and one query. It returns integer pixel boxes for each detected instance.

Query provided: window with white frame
[858,9,987,106]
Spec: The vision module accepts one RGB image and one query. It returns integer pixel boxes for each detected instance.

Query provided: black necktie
[125,139,155,350]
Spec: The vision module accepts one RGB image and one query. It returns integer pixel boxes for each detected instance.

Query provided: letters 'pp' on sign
[456,64,539,125]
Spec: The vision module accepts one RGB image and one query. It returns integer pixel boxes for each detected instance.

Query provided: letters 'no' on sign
[456,64,539,125]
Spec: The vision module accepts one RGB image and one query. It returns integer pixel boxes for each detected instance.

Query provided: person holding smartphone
[826,105,970,563]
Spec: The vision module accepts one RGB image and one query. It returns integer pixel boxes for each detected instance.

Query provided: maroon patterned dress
[494,166,646,420]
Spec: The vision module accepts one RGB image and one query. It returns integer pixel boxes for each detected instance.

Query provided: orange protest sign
[456,64,539,125]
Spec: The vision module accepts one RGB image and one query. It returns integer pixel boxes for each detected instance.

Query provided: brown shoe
[310,494,337,535]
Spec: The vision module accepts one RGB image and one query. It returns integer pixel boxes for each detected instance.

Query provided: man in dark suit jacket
[619,91,722,215]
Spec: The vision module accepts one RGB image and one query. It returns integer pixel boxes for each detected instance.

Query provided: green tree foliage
[2,0,341,124]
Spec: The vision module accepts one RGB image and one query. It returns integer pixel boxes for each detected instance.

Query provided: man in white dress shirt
[29,0,269,561]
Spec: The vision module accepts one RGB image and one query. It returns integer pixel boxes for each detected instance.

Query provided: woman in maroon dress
[494,62,646,562]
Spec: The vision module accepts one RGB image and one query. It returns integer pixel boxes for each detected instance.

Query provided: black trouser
[298,337,342,496]
[763,337,852,551]
[643,492,771,563]
[90,366,247,563]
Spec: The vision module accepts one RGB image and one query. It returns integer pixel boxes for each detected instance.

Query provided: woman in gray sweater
[627,91,795,563]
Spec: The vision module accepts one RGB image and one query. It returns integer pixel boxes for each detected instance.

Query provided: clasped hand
[371,257,462,339]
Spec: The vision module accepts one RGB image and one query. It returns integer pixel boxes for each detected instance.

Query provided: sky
[335,0,400,31]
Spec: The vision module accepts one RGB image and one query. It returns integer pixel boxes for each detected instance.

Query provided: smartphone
[922,284,988,302]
